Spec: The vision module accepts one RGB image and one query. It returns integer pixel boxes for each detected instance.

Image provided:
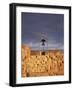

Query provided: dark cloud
[22,12,64,50]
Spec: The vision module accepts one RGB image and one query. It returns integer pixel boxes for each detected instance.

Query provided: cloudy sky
[22,12,64,50]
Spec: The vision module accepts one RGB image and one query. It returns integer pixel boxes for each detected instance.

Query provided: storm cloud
[22,12,64,50]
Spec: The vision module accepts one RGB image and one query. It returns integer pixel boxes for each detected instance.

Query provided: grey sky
[22,12,64,50]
